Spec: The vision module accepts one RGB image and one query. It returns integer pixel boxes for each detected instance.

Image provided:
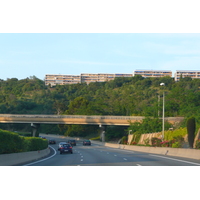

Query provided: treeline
[0,75,200,138]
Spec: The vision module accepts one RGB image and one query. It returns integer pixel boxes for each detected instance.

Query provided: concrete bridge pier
[31,123,40,137]
[99,124,106,142]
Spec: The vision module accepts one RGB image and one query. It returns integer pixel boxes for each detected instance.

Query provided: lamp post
[160,83,165,141]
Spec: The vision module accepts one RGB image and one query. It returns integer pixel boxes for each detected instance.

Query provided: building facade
[174,70,200,81]
[45,70,200,86]
[45,74,81,86]
[45,73,133,86]
[133,70,172,78]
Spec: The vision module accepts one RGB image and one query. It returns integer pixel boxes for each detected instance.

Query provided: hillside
[0,75,200,138]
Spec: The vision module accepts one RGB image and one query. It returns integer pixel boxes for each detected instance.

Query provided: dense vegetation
[0,129,48,154]
[0,75,200,140]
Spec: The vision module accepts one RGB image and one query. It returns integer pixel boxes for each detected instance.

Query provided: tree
[187,117,196,148]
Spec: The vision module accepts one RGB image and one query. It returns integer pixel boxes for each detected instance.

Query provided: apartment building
[174,70,200,81]
[45,74,81,86]
[133,70,172,78]
[45,73,133,86]
[81,73,133,84]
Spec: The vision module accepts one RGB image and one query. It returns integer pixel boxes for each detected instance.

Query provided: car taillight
[69,147,72,149]
[60,147,63,149]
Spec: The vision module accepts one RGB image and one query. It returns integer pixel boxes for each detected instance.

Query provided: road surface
[21,135,200,166]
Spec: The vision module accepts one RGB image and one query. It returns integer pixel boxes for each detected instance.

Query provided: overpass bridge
[0,114,184,139]
[0,114,184,126]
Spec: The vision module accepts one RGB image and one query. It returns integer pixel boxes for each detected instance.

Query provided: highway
[22,135,200,166]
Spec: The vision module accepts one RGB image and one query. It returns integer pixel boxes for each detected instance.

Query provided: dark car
[83,140,91,146]
[68,139,76,146]
[49,139,56,144]
[59,143,73,154]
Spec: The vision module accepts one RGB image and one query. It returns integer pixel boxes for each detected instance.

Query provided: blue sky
[1,33,200,80]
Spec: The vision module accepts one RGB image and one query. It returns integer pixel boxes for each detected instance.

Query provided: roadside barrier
[103,142,200,160]
[0,147,50,166]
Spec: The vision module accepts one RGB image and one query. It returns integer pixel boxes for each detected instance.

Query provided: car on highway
[83,140,91,146]
[68,139,76,146]
[58,142,67,150]
[59,143,73,154]
[49,139,56,144]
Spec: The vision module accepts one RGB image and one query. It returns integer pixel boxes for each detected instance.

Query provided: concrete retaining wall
[0,148,50,166]
[103,142,200,160]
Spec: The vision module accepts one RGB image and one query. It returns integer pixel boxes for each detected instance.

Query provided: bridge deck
[0,114,184,126]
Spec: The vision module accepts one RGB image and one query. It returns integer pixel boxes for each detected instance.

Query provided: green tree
[187,117,196,148]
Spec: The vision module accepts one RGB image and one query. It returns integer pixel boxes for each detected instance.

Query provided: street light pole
[160,83,165,141]
[162,90,165,140]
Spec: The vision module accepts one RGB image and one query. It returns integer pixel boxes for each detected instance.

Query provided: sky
[1,1,200,81]
[1,33,200,81]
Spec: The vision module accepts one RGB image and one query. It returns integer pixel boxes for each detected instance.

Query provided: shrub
[168,139,175,147]
[0,129,25,154]
[164,127,187,141]
[131,141,137,145]
[151,137,162,147]
[24,137,48,151]
[172,142,182,148]
[160,141,170,147]
[0,129,48,154]
[121,136,128,144]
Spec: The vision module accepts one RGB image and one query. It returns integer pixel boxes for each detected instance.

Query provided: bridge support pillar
[99,125,106,142]
[31,123,40,137]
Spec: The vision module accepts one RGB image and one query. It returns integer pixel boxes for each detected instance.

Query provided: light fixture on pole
[160,83,165,140]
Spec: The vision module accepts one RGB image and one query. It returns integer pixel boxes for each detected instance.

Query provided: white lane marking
[107,152,109,154]
[123,158,127,161]
[136,164,141,166]
[150,154,200,166]
[81,156,83,158]
[23,146,57,166]
[114,155,117,157]
[81,159,83,162]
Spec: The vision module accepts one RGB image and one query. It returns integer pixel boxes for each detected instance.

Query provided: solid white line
[23,146,57,166]
[149,154,200,166]
[136,164,141,166]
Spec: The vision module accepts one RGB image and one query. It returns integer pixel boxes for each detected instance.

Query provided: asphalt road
[22,135,200,166]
